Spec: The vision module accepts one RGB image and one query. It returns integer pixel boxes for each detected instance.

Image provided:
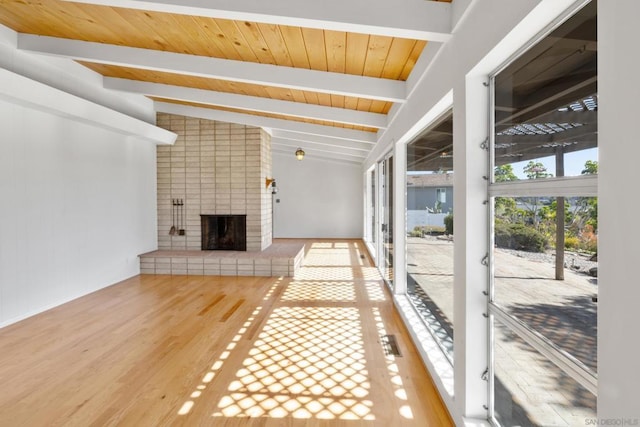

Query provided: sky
[407,147,598,177]
[509,147,598,179]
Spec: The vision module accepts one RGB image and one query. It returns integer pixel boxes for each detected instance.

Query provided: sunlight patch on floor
[177,282,284,416]
[212,306,375,420]
[365,281,387,301]
[372,307,414,420]
[281,281,356,302]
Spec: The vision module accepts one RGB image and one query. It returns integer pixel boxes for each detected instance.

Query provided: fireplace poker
[169,199,176,235]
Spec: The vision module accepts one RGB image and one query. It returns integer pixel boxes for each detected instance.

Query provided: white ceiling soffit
[59,0,453,41]
[104,78,388,129]
[0,68,176,145]
[18,35,407,103]
[155,101,378,144]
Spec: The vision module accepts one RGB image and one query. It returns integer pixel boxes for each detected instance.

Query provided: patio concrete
[406,236,597,426]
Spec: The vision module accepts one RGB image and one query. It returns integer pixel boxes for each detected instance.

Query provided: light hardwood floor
[0,240,453,426]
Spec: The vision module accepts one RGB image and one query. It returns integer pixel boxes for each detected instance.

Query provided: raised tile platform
[139,239,305,277]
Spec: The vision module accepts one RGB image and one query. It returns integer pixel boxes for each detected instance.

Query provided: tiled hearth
[139,239,305,277]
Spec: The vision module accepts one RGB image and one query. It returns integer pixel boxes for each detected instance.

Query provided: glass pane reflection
[493,320,596,427]
[406,111,454,361]
[494,2,597,181]
[493,196,598,372]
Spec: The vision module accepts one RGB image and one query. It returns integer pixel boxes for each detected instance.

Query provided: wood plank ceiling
[0,0,453,162]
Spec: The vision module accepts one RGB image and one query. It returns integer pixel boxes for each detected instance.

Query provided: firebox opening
[201,215,247,251]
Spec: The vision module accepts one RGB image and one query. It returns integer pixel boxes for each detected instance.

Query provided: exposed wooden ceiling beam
[271,130,373,151]
[59,0,452,41]
[406,41,443,97]
[272,137,368,159]
[104,77,388,129]
[155,101,378,143]
[18,34,406,102]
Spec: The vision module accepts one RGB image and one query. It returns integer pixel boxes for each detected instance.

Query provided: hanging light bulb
[295,147,305,160]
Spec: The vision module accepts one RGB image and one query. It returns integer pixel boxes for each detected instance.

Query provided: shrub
[495,221,547,252]
[564,236,580,250]
[495,221,511,248]
[408,225,446,237]
[409,227,423,237]
[579,224,598,253]
[444,213,454,235]
[582,238,598,253]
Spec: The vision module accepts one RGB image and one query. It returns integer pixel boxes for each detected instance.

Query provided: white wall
[0,21,166,328]
[0,100,158,327]
[598,0,640,420]
[272,152,362,238]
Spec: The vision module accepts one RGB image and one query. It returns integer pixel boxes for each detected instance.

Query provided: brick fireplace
[155,113,272,252]
[142,113,304,277]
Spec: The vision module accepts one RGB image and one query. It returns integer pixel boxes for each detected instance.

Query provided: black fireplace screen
[201,215,247,251]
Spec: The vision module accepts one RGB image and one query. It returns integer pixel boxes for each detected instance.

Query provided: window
[380,155,394,287]
[489,2,598,425]
[406,111,454,362]
[365,167,377,251]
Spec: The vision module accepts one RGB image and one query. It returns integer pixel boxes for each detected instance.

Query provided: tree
[495,164,518,182]
[562,160,598,251]
[581,160,598,175]
[579,160,598,231]
[521,161,552,227]
[494,165,518,220]
[523,161,552,180]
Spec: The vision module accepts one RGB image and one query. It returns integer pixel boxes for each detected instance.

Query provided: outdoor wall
[272,152,362,238]
[407,186,453,214]
[0,99,158,328]
[407,211,448,231]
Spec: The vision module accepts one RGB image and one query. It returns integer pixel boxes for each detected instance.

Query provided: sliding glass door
[379,154,394,288]
[364,167,377,260]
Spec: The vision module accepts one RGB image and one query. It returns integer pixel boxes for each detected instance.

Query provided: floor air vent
[381,334,402,357]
